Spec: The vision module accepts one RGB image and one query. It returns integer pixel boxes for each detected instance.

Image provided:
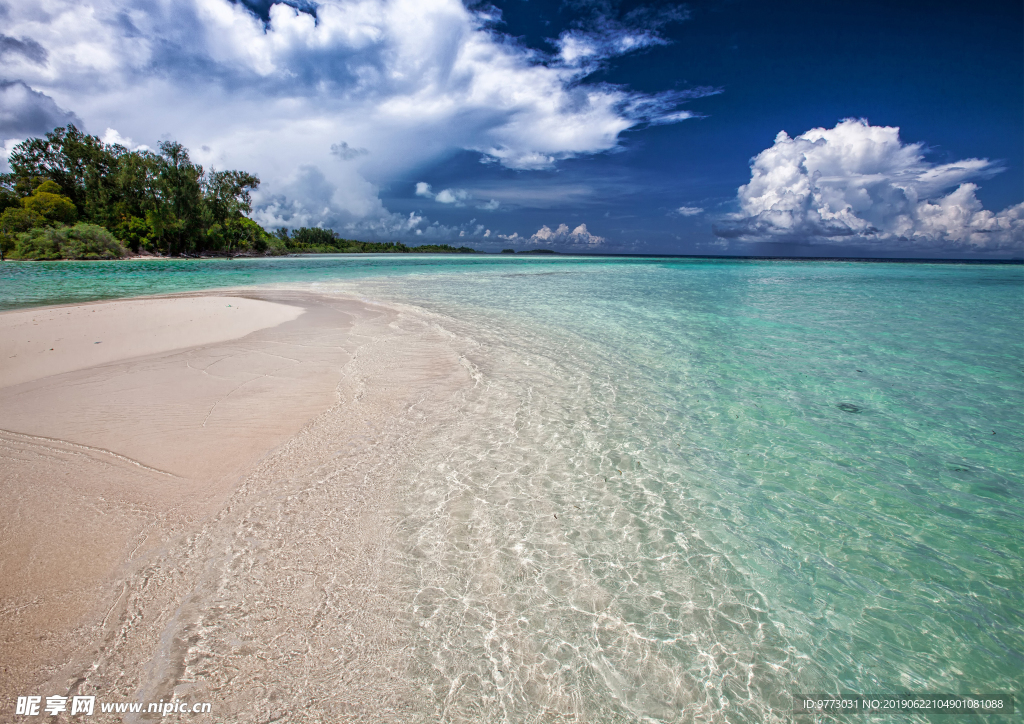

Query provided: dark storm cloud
[0,35,48,65]
[331,142,370,160]
[0,81,81,137]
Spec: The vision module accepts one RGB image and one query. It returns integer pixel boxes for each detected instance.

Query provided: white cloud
[101,127,149,151]
[415,182,471,206]
[555,5,689,70]
[0,0,704,236]
[435,188,470,205]
[479,199,500,211]
[529,222,605,248]
[0,140,21,174]
[717,118,1023,251]
[676,205,703,216]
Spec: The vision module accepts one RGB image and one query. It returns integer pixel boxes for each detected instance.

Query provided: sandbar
[0,290,469,719]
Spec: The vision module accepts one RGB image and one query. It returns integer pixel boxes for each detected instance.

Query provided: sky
[1,0,1021,257]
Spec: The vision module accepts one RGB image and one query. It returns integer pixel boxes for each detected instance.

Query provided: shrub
[0,206,42,235]
[58,223,128,259]
[12,223,128,260]
[1,207,42,258]
[11,228,61,260]
[264,234,289,255]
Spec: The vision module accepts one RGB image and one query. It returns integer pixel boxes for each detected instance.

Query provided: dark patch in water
[837,403,862,413]
[938,503,972,521]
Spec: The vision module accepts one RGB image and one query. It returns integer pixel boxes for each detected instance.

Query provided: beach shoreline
[0,289,471,719]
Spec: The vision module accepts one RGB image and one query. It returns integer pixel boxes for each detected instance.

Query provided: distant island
[0,125,479,261]
[273,228,479,255]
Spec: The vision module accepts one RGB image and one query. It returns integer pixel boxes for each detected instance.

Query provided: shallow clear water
[3,256,1022,721]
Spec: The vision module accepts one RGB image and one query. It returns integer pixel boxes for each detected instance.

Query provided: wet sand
[0,291,470,721]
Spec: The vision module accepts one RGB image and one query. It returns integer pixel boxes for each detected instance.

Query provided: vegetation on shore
[0,125,478,260]
[275,227,477,255]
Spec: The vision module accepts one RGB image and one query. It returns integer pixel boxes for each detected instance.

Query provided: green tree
[146,141,204,256]
[21,180,77,224]
[0,208,40,259]
[0,180,78,258]
[6,125,115,218]
[0,125,413,260]
[203,169,261,253]
[103,146,161,246]
[0,187,18,214]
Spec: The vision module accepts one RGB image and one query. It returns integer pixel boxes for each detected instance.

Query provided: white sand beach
[0,291,470,720]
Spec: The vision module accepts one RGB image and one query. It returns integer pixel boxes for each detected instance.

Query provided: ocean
[2,255,1021,722]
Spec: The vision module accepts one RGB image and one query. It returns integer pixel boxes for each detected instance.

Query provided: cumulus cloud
[716,119,1023,251]
[254,166,498,241]
[416,182,473,206]
[529,222,605,248]
[676,205,703,216]
[0,80,81,138]
[435,188,470,205]
[0,0,706,236]
[254,165,350,229]
[101,127,150,151]
[234,0,318,22]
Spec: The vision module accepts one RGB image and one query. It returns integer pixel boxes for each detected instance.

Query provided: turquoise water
[0,254,572,310]
[3,256,1022,721]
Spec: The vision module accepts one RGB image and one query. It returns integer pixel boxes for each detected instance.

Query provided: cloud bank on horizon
[717,119,1023,252]
[496,222,605,249]
[0,0,704,244]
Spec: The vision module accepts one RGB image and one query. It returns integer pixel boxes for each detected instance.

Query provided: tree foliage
[1,125,264,258]
[1,124,479,260]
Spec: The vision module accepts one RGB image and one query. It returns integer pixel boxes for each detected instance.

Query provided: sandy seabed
[0,290,471,722]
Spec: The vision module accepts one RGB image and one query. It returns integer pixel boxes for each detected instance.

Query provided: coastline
[0,290,472,719]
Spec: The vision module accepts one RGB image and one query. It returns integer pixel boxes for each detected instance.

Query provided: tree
[6,124,115,218]
[146,141,204,256]
[1,126,461,259]
[0,181,77,258]
[203,170,261,253]
[21,180,77,224]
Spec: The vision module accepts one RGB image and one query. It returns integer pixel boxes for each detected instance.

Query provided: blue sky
[1,0,1021,256]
